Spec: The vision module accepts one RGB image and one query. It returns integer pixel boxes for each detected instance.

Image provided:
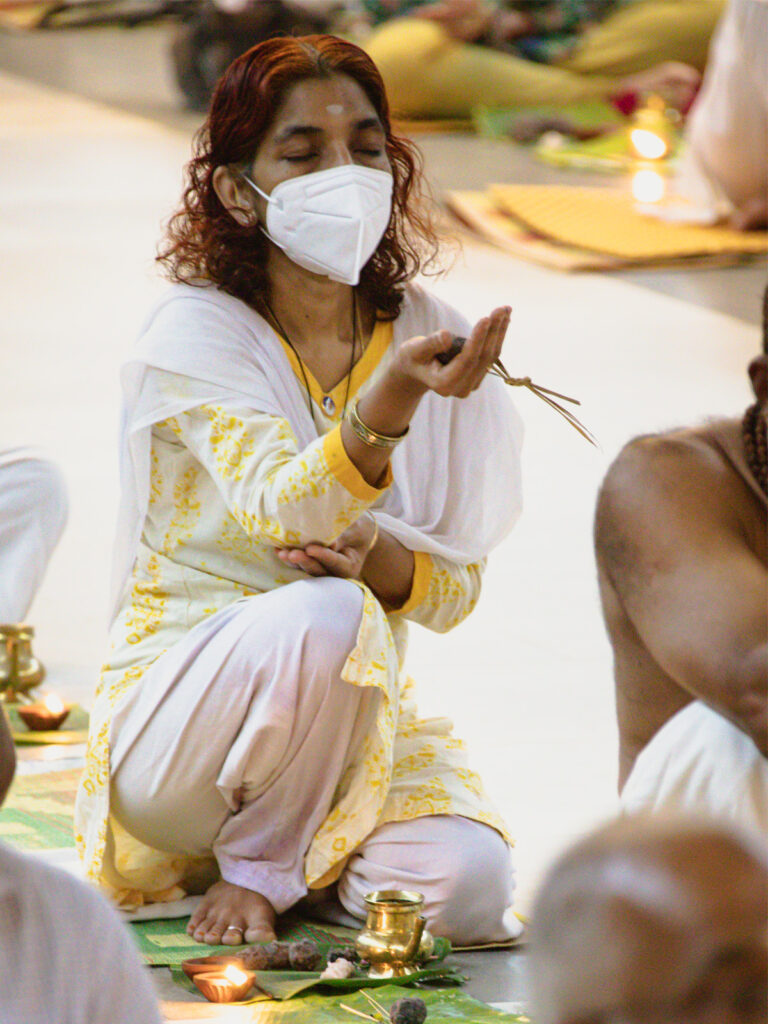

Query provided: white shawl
[112,282,524,619]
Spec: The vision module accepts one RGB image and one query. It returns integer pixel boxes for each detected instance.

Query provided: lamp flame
[630,128,668,160]
[223,964,249,985]
[42,693,65,714]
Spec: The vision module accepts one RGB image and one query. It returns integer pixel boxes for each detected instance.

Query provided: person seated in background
[673,0,768,230]
[362,0,719,120]
[594,286,768,835]
[0,702,161,1022]
[528,816,768,1024]
[0,448,67,623]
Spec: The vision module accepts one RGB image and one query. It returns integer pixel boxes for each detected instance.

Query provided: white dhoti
[621,701,768,837]
[110,576,518,944]
[0,449,68,622]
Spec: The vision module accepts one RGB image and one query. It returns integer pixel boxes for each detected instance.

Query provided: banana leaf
[171,963,463,1002]
[171,980,531,1021]
[252,964,464,1000]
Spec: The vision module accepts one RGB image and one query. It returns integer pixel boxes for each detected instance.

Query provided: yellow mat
[445,190,617,271]
[488,185,768,261]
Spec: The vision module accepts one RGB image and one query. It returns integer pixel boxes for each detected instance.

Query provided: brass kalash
[0,624,45,703]
[356,891,435,978]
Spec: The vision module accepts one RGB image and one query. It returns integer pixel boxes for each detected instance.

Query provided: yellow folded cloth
[488,185,768,260]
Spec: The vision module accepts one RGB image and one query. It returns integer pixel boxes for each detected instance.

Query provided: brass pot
[355,890,434,978]
[0,624,45,703]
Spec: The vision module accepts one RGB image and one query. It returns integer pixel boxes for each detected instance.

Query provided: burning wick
[43,693,65,715]
[223,965,249,985]
[630,127,668,161]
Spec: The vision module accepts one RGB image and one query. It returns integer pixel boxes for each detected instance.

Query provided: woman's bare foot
[187,880,277,946]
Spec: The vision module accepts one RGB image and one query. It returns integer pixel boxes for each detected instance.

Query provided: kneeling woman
[75,35,524,947]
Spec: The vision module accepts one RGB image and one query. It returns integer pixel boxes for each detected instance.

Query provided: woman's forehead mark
[326,103,344,115]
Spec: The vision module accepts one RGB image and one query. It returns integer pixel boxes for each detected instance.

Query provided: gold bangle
[347,400,408,450]
[367,513,380,554]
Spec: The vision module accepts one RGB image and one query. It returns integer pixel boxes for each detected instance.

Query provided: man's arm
[595,434,768,756]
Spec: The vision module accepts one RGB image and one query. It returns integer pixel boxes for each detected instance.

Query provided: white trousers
[621,700,768,837]
[0,450,68,622]
[110,577,518,944]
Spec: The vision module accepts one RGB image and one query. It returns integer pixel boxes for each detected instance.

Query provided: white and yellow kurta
[75,283,524,908]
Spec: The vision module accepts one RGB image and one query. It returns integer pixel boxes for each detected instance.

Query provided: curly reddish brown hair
[157,34,441,318]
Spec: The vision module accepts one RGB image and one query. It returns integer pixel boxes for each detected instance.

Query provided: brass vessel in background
[355,890,434,977]
[0,624,45,702]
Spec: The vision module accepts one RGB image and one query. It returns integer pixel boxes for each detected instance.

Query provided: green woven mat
[132,915,359,966]
[0,766,79,850]
[6,702,89,745]
[474,99,623,139]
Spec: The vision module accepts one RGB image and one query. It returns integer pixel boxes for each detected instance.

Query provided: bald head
[529,817,768,1024]
[0,704,16,806]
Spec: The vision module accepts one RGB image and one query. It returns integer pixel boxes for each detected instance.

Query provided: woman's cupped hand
[276,514,376,579]
[390,305,511,399]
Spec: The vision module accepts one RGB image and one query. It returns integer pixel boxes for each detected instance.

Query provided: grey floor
[2,19,764,1021]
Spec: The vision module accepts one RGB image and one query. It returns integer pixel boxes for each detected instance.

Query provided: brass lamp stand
[0,625,45,703]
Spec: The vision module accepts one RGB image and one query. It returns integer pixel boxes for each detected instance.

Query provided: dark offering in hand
[436,336,466,365]
[436,334,597,447]
[390,996,428,1024]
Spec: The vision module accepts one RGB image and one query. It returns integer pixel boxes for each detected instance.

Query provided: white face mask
[242,164,393,286]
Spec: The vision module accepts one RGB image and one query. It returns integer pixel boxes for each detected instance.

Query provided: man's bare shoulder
[595,421,743,573]
[598,423,738,527]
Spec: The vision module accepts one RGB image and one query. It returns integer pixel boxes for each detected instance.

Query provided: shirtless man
[594,289,767,831]
[529,816,768,1024]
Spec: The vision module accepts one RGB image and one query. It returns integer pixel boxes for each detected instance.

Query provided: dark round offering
[390,996,428,1024]
[327,947,360,964]
[240,940,291,970]
[288,938,324,972]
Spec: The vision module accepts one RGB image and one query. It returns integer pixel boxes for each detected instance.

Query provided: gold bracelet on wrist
[347,400,408,450]
[366,513,380,554]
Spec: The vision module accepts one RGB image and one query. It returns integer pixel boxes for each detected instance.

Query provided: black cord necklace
[263,293,358,429]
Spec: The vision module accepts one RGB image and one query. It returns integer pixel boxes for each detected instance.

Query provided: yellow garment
[365,0,725,119]
[75,323,501,907]
[488,184,768,259]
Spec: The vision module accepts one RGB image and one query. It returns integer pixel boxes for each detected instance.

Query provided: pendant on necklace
[322,395,336,416]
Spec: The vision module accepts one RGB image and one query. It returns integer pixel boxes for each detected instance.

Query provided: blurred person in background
[171,0,332,110]
[0,449,67,624]
[529,816,768,1024]
[0,695,162,1023]
[594,285,768,836]
[673,0,768,230]
[362,0,718,120]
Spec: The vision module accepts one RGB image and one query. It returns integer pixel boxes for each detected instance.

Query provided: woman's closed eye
[283,152,317,163]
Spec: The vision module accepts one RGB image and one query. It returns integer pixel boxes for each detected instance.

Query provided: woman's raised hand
[390,305,511,399]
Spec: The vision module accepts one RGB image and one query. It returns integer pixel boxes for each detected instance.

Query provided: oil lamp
[193,963,255,1002]
[16,693,70,731]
